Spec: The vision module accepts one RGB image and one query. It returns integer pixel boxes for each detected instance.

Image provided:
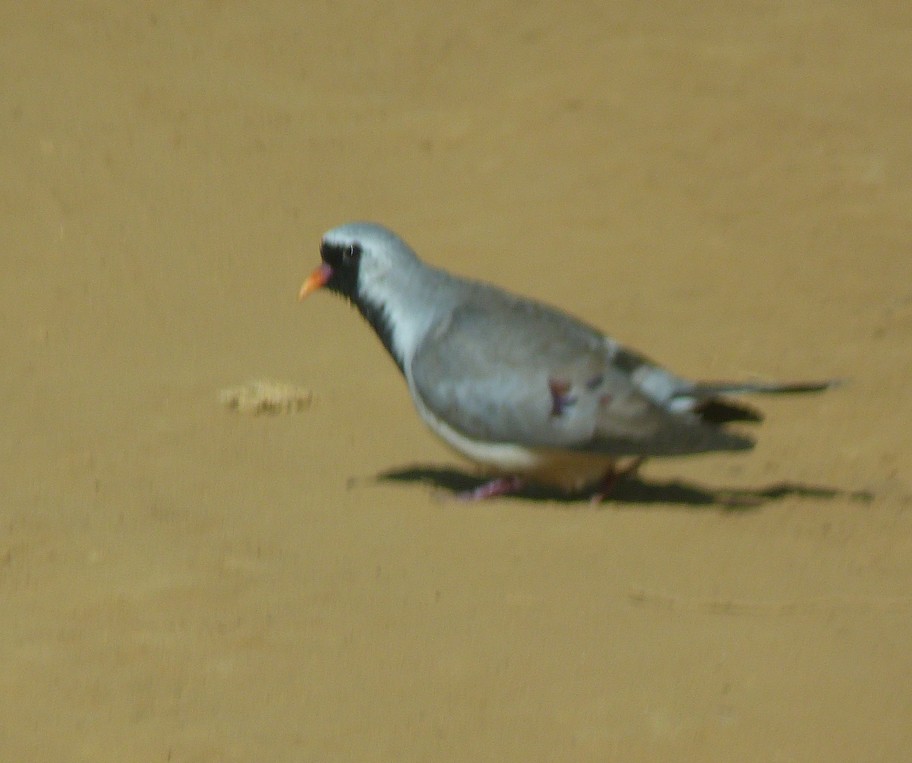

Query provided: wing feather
[409,294,752,457]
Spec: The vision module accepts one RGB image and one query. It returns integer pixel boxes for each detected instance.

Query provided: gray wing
[409,292,754,457]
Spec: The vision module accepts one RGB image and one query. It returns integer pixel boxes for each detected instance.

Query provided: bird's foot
[590,457,647,504]
[454,475,525,502]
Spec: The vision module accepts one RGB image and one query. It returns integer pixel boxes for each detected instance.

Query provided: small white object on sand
[219,379,313,415]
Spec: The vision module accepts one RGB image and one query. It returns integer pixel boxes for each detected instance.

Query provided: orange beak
[298,263,332,300]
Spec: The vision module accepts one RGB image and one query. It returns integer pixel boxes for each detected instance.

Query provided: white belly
[409,388,615,492]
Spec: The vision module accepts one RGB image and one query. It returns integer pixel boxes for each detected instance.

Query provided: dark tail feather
[693,398,763,424]
[690,379,842,397]
[683,379,841,425]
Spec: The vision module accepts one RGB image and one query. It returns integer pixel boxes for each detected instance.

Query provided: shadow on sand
[372,465,874,509]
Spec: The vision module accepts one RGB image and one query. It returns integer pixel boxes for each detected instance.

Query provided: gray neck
[353,263,459,374]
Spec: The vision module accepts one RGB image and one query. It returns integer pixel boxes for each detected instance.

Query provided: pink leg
[455,475,525,502]
[590,457,646,504]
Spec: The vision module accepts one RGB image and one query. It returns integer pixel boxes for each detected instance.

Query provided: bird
[298,222,836,501]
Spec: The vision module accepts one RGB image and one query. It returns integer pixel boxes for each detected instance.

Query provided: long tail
[673,379,840,424]
[690,379,841,396]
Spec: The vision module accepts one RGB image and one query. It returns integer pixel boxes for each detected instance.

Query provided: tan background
[3,3,912,761]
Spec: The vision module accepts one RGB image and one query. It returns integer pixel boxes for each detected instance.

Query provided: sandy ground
[3,3,912,761]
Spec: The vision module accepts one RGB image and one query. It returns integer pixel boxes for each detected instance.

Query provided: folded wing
[409,294,755,457]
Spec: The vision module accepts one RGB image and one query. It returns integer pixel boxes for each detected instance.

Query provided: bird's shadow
[370,464,874,509]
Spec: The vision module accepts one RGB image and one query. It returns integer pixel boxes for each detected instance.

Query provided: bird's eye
[343,243,361,262]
